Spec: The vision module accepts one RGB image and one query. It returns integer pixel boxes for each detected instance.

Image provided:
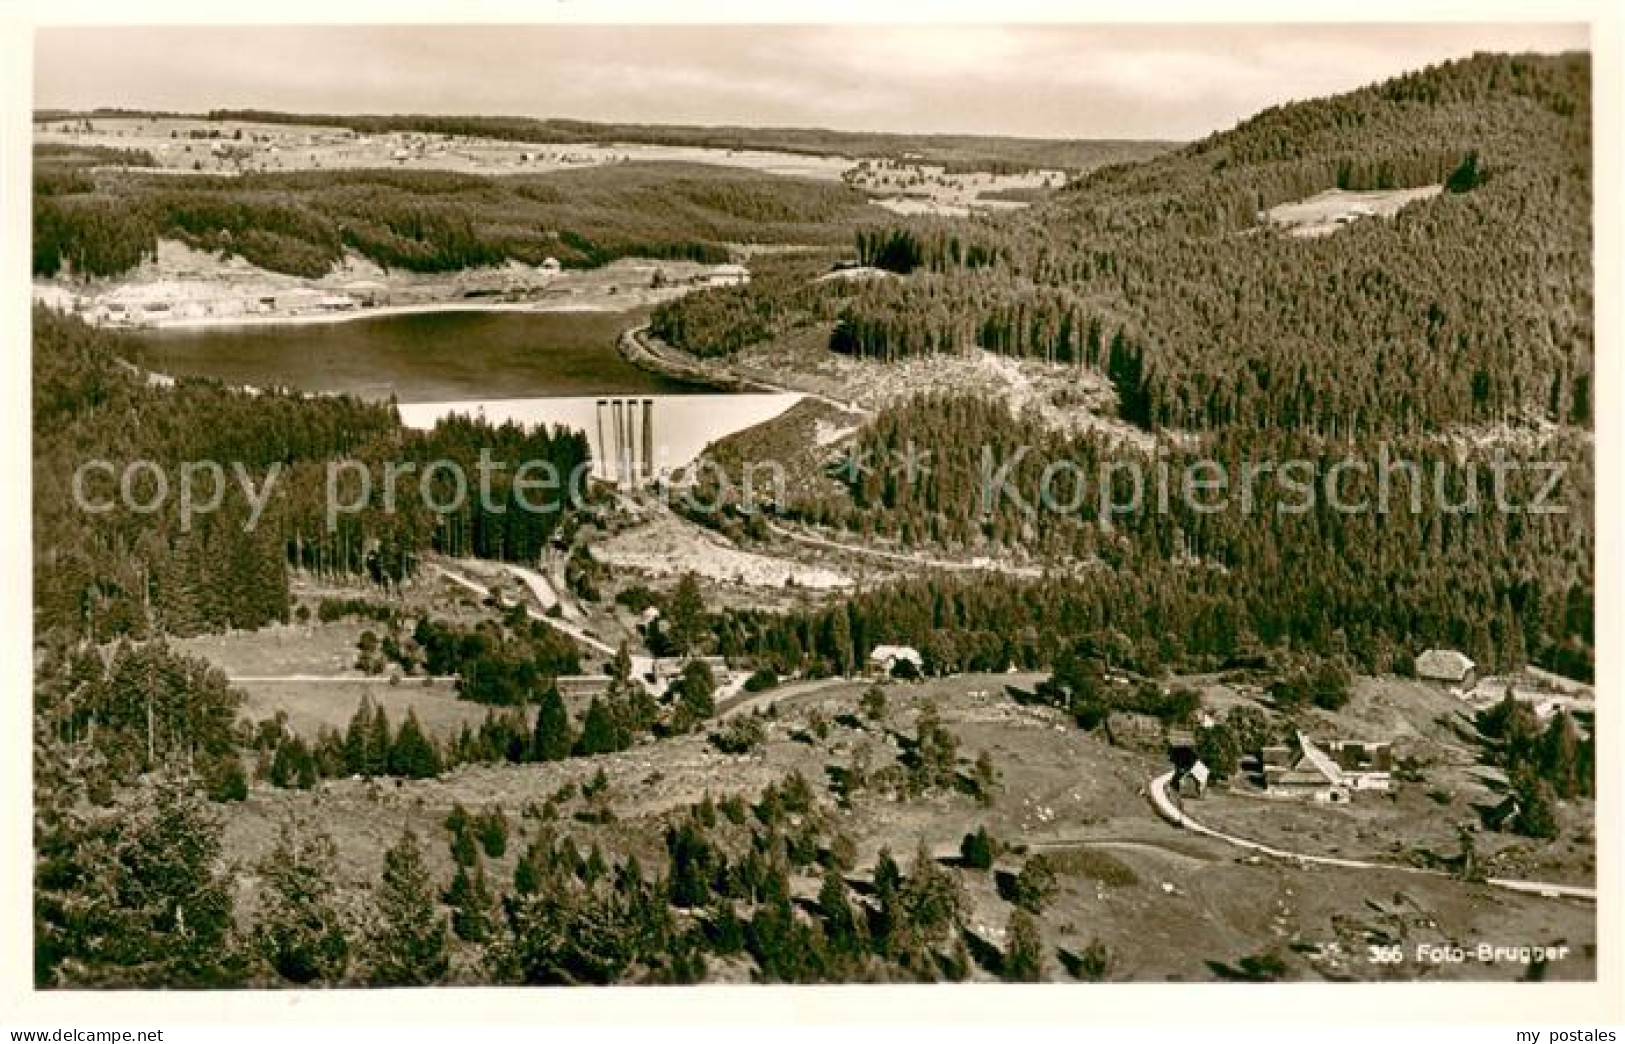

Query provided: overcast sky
[34,23,1589,140]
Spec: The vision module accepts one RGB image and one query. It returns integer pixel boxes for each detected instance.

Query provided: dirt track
[1148,771,1595,902]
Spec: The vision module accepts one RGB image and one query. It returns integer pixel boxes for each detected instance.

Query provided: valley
[30,46,1598,993]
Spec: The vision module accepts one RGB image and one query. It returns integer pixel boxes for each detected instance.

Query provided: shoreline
[617,323,783,395]
[114,298,627,332]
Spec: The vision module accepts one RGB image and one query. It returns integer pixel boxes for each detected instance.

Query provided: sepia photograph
[5,2,1620,1030]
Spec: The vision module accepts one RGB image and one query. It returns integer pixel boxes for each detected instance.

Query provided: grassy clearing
[175,619,373,677]
[1043,847,1142,888]
[217,669,1596,982]
[234,678,492,741]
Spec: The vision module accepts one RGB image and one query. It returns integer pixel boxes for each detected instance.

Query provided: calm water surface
[125,308,705,402]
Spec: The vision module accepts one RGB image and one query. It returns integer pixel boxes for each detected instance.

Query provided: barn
[1416,648,1477,691]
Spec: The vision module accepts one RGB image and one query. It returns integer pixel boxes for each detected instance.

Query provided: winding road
[622,324,867,414]
[1148,771,1595,902]
[428,561,618,658]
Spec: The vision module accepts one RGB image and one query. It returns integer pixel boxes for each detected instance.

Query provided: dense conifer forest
[666,54,1595,682]
[692,390,1592,683]
[33,308,590,642]
[654,53,1593,435]
[30,50,1597,989]
[33,156,879,279]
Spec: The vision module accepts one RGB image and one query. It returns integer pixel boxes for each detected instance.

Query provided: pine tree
[366,703,393,776]
[207,755,249,803]
[269,739,299,789]
[899,841,963,950]
[576,696,620,756]
[1196,723,1240,779]
[450,826,479,867]
[1010,855,1057,913]
[444,856,496,944]
[389,709,441,779]
[959,826,995,870]
[817,866,862,961]
[972,750,1000,805]
[531,684,573,761]
[673,659,717,731]
[1538,711,1582,799]
[1003,908,1044,982]
[609,641,633,686]
[252,819,350,984]
[667,573,706,653]
[1511,770,1561,840]
[366,828,449,986]
[343,695,373,775]
[476,808,509,858]
[36,777,241,987]
[295,739,319,789]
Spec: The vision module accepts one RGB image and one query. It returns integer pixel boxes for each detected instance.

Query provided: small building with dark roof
[1416,648,1476,690]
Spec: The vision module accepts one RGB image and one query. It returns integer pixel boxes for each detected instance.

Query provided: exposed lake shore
[33,239,748,333]
[142,299,621,331]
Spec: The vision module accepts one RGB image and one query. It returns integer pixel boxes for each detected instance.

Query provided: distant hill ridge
[35,107,1176,175]
[1066,50,1589,219]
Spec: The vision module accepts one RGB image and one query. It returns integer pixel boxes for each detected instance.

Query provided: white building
[868,645,923,677]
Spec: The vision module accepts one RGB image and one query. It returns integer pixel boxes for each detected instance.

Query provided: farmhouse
[1323,739,1393,791]
[868,644,923,677]
[1264,732,1352,803]
[1175,759,1211,798]
[650,656,732,685]
[1416,648,1476,691]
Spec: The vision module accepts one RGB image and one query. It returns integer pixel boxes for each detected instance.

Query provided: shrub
[709,715,766,755]
[960,827,995,870]
[1062,938,1113,982]
[476,808,509,858]
[1005,854,1058,912]
[207,757,249,803]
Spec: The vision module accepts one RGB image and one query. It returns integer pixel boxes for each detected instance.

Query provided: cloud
[35,23,1589,139]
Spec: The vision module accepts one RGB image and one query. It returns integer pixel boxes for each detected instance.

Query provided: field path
[1148,771,1595,902]
[428,561,617,657]
[715,675,853,721]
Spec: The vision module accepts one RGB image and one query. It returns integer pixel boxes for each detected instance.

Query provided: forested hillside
[701,392,1593,682]
[674,53,1595,681]
[33,309,590,643]
[655,52,1592,436]
[32,158,879,279]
